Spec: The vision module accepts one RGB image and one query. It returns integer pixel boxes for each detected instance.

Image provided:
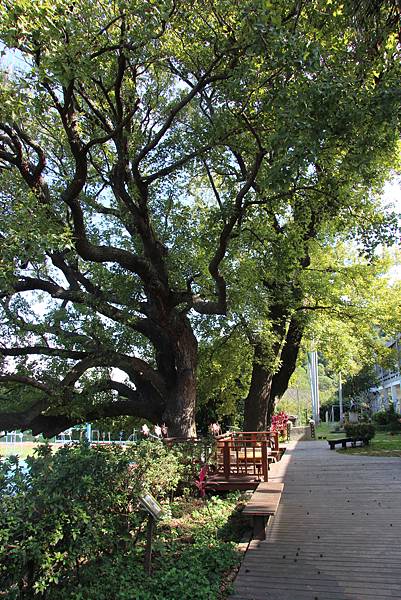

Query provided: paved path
[230,440,401,600]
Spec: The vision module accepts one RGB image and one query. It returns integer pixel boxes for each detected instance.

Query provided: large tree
[194,0,400,432]
[0,0,399,437]
[0,0,271,436]
[197,245,401,429]
[217,0,400,430]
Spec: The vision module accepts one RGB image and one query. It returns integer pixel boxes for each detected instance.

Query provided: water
[1,457,29,476]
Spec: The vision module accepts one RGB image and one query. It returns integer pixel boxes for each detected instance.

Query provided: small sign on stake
[138,493,163,574]
[139,493,163,521]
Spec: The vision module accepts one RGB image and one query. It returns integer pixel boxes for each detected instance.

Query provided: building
[369,337,401,413]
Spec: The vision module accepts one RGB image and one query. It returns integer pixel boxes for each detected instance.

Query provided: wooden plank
[242,482,284,515]
[229,440,401,600]
[205,473,259,492]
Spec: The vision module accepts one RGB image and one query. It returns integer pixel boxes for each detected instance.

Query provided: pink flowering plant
[195,464,208,498]
[271,411,289,433]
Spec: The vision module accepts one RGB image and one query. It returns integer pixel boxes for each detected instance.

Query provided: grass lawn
[0,442,59,460]
[336,431,401,457]
[316,421,344,439]
[315,423,401,456]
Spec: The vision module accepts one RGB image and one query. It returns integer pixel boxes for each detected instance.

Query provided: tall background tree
[199,0,401,430]
[197,246,401,427]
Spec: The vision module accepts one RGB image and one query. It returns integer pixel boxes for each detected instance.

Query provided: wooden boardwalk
[230,440,401,600]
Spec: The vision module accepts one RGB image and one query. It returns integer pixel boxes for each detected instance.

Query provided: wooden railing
[162,430,280,483]
[214,431,279,482]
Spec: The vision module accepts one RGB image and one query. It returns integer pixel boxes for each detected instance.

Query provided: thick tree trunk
[161,316,198,438]
[244,315,304,431]
[243,346,273,430]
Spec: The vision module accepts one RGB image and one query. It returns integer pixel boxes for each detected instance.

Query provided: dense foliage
[344,422,376,442]
[0,440,242,599]
[0,441,185,597]
[47,495,241,600]
[0,0,399,436]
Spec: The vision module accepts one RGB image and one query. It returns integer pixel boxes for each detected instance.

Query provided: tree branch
[0,346,90,360]
[0,375,52,394]
[145,146,210,184]
[132,55,226,169]
[0,376,164,437]
[191,148,266,314]
[1,277,163,346]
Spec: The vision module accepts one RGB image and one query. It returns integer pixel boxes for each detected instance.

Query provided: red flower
[195,465,208,498]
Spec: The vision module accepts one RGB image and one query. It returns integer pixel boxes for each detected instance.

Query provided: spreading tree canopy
[194,0,401,430]
[0,0,399,436]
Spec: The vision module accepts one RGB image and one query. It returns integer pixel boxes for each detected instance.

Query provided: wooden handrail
[214,433,277,481]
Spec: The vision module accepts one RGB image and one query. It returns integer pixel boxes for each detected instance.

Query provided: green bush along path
[0,442,244,600]
[319,421,401,457]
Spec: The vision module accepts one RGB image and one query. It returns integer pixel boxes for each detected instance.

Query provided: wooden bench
[328,437,369,450]
[242,482,284,540]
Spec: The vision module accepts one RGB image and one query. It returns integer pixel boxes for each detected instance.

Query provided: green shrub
[372,405,401,432]
[129,439,184,498]
[344,422,376,441]
[0,440,183,598]
[169,438,216,492]
[48,495,241,600]
[372,410,388,427]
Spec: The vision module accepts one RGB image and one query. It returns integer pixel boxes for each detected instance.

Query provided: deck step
[242,482,284,516]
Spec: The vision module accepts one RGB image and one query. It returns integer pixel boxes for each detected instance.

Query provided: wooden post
[144,514,155,575]
[253,516,267,541]
[223,440,231,479]
[261,441,268,482]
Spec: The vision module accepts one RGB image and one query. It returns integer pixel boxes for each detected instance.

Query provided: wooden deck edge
[242,482,284,516]
[205,481,260,492]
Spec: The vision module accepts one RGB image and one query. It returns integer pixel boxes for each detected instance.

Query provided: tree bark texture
[243,343,273,431]
[243,314,304,431]
[160,316,198,437]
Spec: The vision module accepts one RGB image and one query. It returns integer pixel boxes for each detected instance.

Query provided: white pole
[339,372,344,424]
[308,351,320,424]
[314,351,320,424]
[308,352,315,420]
